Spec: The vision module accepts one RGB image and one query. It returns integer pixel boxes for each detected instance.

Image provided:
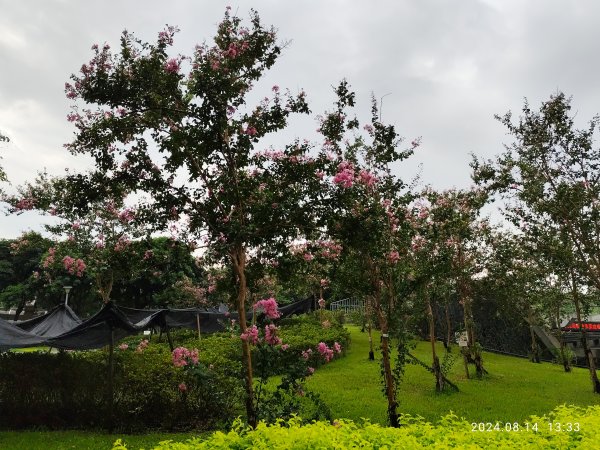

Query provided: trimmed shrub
[0,316,350,431]
[113,404,600,449]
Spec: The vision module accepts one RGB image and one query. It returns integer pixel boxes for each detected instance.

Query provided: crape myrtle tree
[56,9,328,426]
[420,188,490,378]
[472,92,600,392]
[6,178,149,305]
[484,230,552,364]
[407,190,460,391]
[0,232,52,319]
[318,81,419,427]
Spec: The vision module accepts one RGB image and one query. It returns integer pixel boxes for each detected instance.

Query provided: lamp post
[64,286,73,306]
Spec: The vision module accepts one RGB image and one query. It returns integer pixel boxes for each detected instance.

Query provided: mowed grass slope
[306,325,600,424]
[2,324,599,449]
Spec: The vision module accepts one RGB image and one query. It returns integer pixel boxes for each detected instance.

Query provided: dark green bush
[0,315,350,431]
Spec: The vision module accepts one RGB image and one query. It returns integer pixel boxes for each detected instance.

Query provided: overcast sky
[2,0,600,239]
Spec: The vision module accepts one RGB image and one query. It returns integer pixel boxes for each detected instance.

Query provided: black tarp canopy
[0,297,314,351]
[46,302,164,350]
[14,304,82,338]
[0,318,46,351]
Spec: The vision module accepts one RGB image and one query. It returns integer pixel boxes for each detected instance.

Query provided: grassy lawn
[2,324,600,449]
[306,324,600,424]
[0,431,204,450]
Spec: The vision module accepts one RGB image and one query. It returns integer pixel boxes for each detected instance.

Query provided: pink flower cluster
[114,236,130,252]
[301,348,313,360]
[136,339,149,353]
[317,342,335,362]
[318,298,326,309]
[333,161,355,188]
[264,324,282,346]
[43,247,56,268]
[62,256,86,277]
[358,169,377,187]
[15,197,36,211]
[388,250,400,264]
[172,346,199,367]
[164,58,180,73]
[253,297,280,319]
[240,325,259,345]
[411,235,427,252]
[118,208,135,223]
[118,343,129,351]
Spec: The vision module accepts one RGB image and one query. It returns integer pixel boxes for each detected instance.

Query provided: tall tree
[473,92,600,392]
[21,10,328,426]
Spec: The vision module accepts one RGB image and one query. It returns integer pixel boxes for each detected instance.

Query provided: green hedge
[0,316,350,431]
[113,404,600,449]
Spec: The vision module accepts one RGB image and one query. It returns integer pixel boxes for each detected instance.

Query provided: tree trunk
[460,285,484,378]
[555,306,571,372]
[231,245,258,426]
[14,295,26,321]
[444,300,452,352]
[527,307,540,363]
[96,272,114,304]
[426,295,444,391]
[366,296,374,360]
[570,271,600,394]
[374,291,398,427]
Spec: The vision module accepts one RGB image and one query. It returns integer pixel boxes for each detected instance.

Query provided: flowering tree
[44,10,330,426]
[318,81,419,427]
[419,188,489,378]
[472,92,600,392]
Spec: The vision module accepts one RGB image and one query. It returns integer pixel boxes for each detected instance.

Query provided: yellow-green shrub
[113,404,599,449]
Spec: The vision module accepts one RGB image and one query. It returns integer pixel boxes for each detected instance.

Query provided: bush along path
[113,404,600,449]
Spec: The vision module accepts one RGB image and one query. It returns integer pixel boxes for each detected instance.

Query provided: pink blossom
[320,278,329,288]
[358,170,377,187]
[334,342,342,354]
[264,324,282,346]
[388,250,400,264]
[15,197,36,211]
[363,124,374,133]
[136,339,149,353]
[315,170,325,180]
[178,382,187,392]
[171,346,199,366]
[281,344,289,350]
[303,253,314,262]
[118,208,135,223]
[143,250,153,260]
[240,325,259,345]
[118,343,129,351]
[245,126,257,136]
[307,367,315,375]
[254,297,280,319]
[72,222,81,230]
[318,298,326,309]
[301,348,313,360]
[333,162,355,188]
[317,342,334,362]
[164,58,180,73]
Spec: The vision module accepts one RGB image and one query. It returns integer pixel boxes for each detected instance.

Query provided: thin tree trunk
[555,305,571,372]
[528,307,540,363]
[14,295,26,321]
[231,245,257,426]
[373,289,398,427]
[444,300,452,352]
[366,296,375,360]
[426,294,444,391]
[570,270,600,393]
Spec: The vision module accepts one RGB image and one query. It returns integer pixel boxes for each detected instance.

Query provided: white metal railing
[329,297,364,313]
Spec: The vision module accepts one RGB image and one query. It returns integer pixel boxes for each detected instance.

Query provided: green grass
[306,324,600,424]
[0,431,205,450]
[2,324,600,449]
